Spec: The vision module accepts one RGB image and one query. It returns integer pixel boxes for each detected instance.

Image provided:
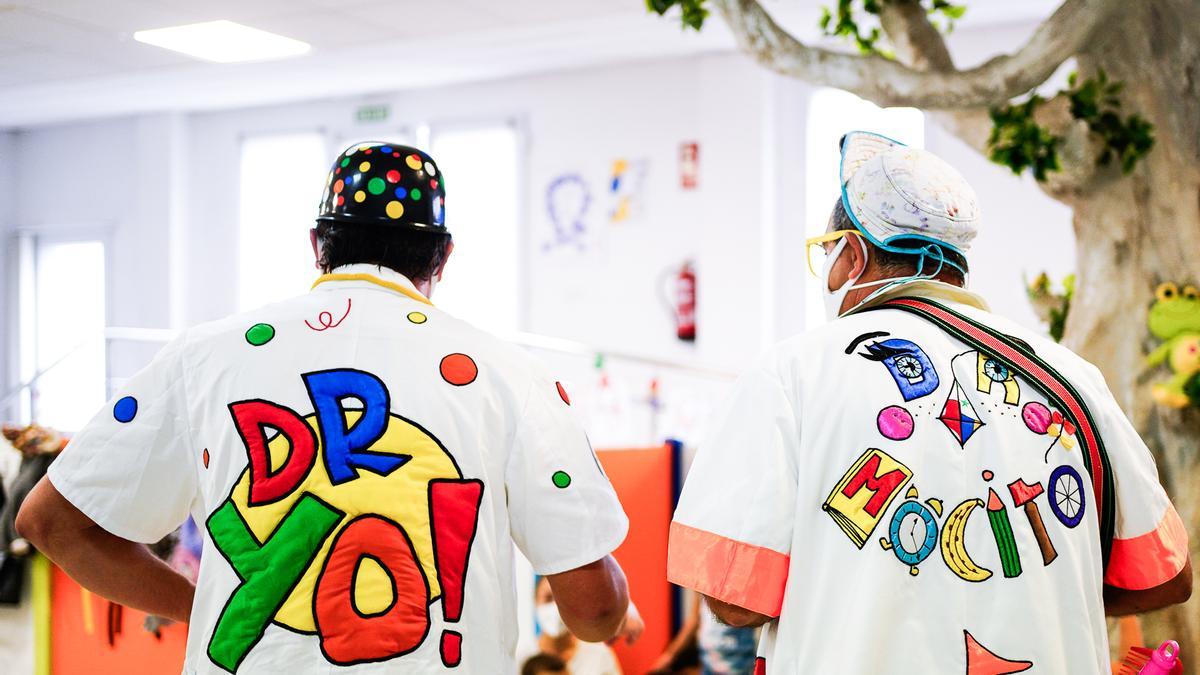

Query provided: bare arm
[649,591,701,671]
[15,477,195,623]
[703,595,773,628]
[1104,556,1193,616]
[544,555,631,642]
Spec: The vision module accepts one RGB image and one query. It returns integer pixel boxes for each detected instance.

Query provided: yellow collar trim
[311,273,434,306]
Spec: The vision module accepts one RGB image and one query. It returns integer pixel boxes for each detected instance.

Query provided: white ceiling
[0,0,1057,129]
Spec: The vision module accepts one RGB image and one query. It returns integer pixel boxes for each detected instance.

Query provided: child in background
[536,577,636,675]
[522,653,570,675]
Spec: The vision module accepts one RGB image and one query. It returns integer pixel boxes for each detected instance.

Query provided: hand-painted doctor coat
[49,264,629,674]
[668,281,1187,674]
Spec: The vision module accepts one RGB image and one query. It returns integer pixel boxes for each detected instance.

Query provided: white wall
[2,24,1077,398]
[0,130,15,415]
[183,54,773,374]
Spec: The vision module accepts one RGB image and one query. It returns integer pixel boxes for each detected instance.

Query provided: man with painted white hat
[667,131,1191,673]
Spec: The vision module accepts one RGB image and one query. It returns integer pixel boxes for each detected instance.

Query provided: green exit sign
[355,104,389,123]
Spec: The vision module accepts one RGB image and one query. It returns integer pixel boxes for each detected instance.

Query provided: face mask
[821,236,961,320]
[536,602,566,638]
[821,237,864,321]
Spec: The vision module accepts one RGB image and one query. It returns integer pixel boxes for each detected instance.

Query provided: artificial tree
[651,0,1200,654]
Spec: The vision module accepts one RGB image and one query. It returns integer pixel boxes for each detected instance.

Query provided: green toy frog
[1146,282,1200,408]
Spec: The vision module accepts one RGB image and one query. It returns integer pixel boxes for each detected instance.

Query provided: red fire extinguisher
[673,261,696,342]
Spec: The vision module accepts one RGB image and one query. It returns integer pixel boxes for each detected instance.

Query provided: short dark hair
[521,653,568,675]
[315,221,452,281]
[830,197,968,285]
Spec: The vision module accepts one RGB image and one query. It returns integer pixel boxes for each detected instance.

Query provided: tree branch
[711,0,1124,109]
[877,0,954,73]
[875,1,992,155]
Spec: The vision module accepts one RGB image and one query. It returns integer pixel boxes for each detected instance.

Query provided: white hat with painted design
[839,131,981,254]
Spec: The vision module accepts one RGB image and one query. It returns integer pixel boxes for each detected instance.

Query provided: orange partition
[597,444,677,675]
[50,566,187,674]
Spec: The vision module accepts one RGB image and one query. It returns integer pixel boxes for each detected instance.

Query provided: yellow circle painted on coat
[386,201,405,219]
[354,191,366,203]
[228,410,462,634]
[359,161,371,172]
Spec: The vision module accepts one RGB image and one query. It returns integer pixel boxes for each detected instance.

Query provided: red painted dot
[393,152,400,157]
[386,169,401,183]
[335,167,341,175]
[556,382,571,405]
[982,470,994,481]
[364,148,373,154]
[336,195,345,206]
[431,179,439,190]
[203,448,210,468]
[440,353,478,386]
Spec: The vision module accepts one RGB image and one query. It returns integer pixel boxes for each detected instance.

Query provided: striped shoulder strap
[862,296,1116,567]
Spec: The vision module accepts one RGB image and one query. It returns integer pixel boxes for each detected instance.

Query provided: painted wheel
[894,355,924,379]
[1049,465,1086,528]
[983,358,1011,382]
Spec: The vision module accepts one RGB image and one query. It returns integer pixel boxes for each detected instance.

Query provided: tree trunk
[1063,0,1200,658]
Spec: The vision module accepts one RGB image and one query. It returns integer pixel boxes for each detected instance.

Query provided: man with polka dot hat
[667,131,1189,673]
[19,141,641,674]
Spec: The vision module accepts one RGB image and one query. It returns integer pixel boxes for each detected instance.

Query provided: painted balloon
[877,406,915,441]
[1022,402,1052,434]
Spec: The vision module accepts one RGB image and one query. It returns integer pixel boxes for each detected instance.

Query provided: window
[429,123,520,334]
[238,132,328,311]
[804,88,925,329]
[18,237,107,431]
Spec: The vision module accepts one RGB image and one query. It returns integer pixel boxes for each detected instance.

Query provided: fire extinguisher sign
[680,142,699,190]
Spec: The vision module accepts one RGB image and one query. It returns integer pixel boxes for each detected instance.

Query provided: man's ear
[436,241,455,282]
[310,228,321,271]
[846,233,870,279]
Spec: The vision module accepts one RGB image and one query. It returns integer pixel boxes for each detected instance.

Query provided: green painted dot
[411,187,422,201]
[552,471,572,489]
[368,177,386,195]
[340,157,350,168]
[245,323,275,346]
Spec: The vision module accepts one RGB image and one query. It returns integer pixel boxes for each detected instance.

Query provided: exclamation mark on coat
[429,478,485,668]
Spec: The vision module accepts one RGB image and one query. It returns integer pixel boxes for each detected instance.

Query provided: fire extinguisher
[672,261,696,342]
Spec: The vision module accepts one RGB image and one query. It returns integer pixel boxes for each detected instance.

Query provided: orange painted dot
[333,179,344,194]
[203,448,210,468]
[556,382,571,405]
[440,353,478,386]
[982,470,994,481]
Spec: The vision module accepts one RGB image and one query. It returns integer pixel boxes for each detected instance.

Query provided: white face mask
[821,234,955,320]
[821,236,864,321]
[536,602,567,638]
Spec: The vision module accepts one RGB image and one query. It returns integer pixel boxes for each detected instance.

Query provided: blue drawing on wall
[859,339,941,401]
[544,173,591,252]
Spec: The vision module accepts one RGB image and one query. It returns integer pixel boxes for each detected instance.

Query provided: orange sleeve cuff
[666,521,789,617]
[1105,505,1190,591]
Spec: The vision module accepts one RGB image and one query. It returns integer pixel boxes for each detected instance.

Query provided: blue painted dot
[113,396,138,423]
[394,187,408,199]
[380,146,393,154]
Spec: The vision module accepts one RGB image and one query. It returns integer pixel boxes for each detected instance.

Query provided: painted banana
[940,498,993,582]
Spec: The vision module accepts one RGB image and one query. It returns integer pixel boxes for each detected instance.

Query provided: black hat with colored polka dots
[317,142,447,232]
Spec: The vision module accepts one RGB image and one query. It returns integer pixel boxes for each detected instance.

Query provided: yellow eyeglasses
[805,230,861,277]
